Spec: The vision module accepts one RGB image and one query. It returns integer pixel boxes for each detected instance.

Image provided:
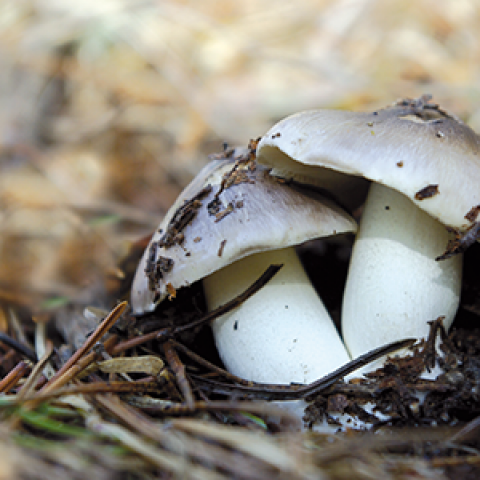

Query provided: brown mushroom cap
[131,149,357,314]
[256,97,480,231]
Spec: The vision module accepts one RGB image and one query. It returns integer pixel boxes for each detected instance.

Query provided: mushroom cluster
[131,147,356,386]
[131,96,480,428]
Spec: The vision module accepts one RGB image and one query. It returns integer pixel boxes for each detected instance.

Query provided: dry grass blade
[94,395,306,479]
[17,341,54,400]
[85,412,227,480]
[94,355,165,377]
[171,418,301,473]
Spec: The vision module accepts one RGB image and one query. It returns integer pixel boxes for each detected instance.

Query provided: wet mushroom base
[131,96,480,431]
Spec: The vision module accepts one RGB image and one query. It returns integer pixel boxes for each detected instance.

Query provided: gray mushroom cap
[131,149,357,314]
[256,97,480,231]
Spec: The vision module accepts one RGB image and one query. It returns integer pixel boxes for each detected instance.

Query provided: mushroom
[256,96,480,360]
[131,148,357,386]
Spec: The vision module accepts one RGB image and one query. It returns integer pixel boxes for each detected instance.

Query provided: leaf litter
[1,1,480,479]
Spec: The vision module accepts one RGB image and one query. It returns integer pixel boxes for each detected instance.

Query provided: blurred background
[0,0,479,309]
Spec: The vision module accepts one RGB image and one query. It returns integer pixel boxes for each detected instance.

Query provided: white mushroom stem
[203,247,350,385]
[342,183,462,368]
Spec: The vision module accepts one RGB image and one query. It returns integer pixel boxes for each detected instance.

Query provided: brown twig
[40,301,127,393]
[423,316,446,370]
[163,340,195,408]
[436,222,480,260]
[170,340,254,386]
[191,338,416,401]
[140,399,299,421]
[0,332,37,362]
[17,341,54,401]
[0,361,31,393]
[167,264,283,336]
[15,380,165,405]
[112,264,283,355]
